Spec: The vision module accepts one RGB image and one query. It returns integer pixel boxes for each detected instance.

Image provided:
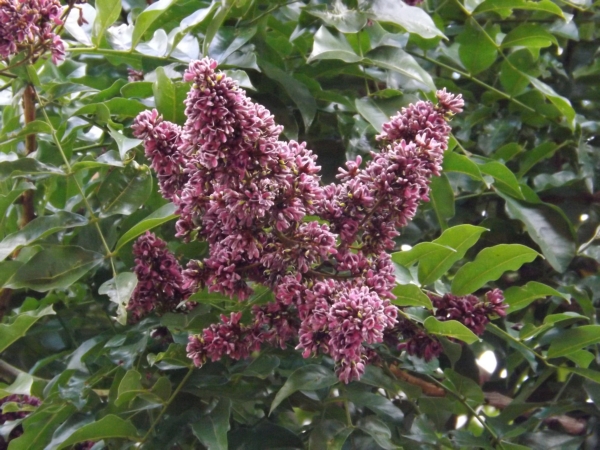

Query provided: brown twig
[388,364,446,397]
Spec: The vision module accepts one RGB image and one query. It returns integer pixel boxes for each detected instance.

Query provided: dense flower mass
[127,231,190,323]
[130,57,469,382]
[0,394,41,449]
[0,0,65,64]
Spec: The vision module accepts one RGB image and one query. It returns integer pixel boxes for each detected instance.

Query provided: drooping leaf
[99,272,138,326]
[191,398,231,450]
[0,158,63,181]
[442,151,483,180]
[498,192,576,273]
[451,244,539,295]
[429,174,455,230]
[526,76,576,129]
[306,6,368,33]
[6,245,104,292]
[0,305,55,353]
[115,203,178,252]
[97,166,152,218]
[365,46,436,92]
[443,369,484,405]
[308,26,362,63]
[547,326,600,359]
[209,26,257,63]
[0,212,88,261]
[504,281,569,313]
[56,415,139,449]
[474,0,565,19]
[269,365,338,414]
[501,24,558,49]
[354,96,406,133]
[392,284,433,309]
[424,317,480,344]
[517,142,558,178]
[132,0,174,48]
[369,0,445,39]
[479,161,524,199]
[356,415,396,450]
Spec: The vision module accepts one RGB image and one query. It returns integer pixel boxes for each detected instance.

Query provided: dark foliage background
[1,0,600,448]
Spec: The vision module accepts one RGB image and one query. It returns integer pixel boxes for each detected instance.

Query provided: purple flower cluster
[0,0,65,64]
[127,231,190,323]
[131,58,463,382]
[0,394,41,449]
[390,289,507,361]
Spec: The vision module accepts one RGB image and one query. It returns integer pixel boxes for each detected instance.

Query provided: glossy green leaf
[132,0,174,48]
[308,26,361,63]
[191,398,231,450]
[392,242,455,268]
[479,161,524,199]
[423,317,479,344]
[116,369,144,406]
[356,416,396,450]
[0,212,88,261]
[0,181,34,227]
[97,166,152,218]
[346,389,404,423]
[209,26,257,63]
[517,142,558,178]
[8,403,77,450]
[504,281,569,313]
[309,420,352,450]
[0,305,54,353]
[56,415,139,449]
[354,96,406,133]
[499,192,576,273]
[474,0,565,19]
[457,21,498,74]
[502,24,558,49]
[527,76,576,129]
[92,0,122,45]
[565,350,595,369]
[7,245,103,292]
[369,0,445,39]
[442,152,483,180]
[429,174,455,230]
[392,284,433,309]
[153,66,177,124]
[260,62,316,129]
[105,98,147,118]
[365,46,436,92]
[269,365,338,414]
[121,81,154,99]
[548,326,600,358]
[99,272,138,326]
[444,369,484,405]
[115,203,178,252]
[0,120,50,143]
[203,3,233,57]
[306,6,368,33]
[0,261,22,287]
[0,158,63,181]
[418,225,488,285]
[108,125,143,160]
[451,244,539,295]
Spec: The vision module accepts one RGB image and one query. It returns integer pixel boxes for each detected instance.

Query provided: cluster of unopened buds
[129,57,504,383]
[0,0,65,64]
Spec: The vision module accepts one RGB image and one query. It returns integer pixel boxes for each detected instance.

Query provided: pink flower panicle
[0,0,65,64]
[131,58,464,382]
[128,231,190,323]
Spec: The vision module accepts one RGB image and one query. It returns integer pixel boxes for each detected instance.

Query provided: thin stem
[140,367,194,443]
[343,398,353,427]
[487,323,552,367]
[245,0,301,25]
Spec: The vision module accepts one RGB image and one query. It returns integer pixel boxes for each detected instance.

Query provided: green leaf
[457,20,498,74]
[260,62,317,129]
[498,193,576,272]
[121,81,154,99]
[306,6,368,33]
[474,0,565,19]
[566,367,600,384]
[442,152,483,180]
[8,403,77,450]
[356,416,396,450]
[451,244,539,295]
[202,3,233,57]
[479,161,524,199]
[0,181,34,223]
[423,317,480,344]
[309,420,352,450]
[116,369,144,406]
[392,284,433,309]
[6,245,104,292]
[369,0,445,39]
[0,261,22,287]
[308,26,362,63]
[97,166,152,218]
[0,212,88,261]
[392,242,456,268]
[354,96,406,133]
[191,398,231,450]
[418,225,488,285]
[0,158,63,181]
[104,98,147,118]
[99,272,138,326]
[504,281,569,313]
[517,142,558,178]
[346,389,404,423]
[365,46,436,92]
[108,125,143,160]
[443,369,484,405]
[548,326,600,358]
[132,0,174,48]
[153,67,178,125]
[209,26,257,63]
[56,415,139,449]
[269,365,338,414]
[115,203,178,252]
[502,24,558,49]
[0,305,54,353]
[429,174,455,230]
[526,76,576,129]
[92,0,122,46]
